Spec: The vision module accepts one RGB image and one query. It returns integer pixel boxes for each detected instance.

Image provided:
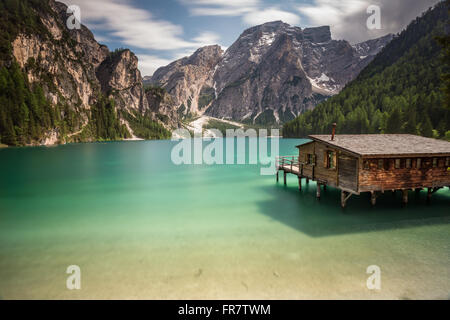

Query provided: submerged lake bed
[0,139,449,299]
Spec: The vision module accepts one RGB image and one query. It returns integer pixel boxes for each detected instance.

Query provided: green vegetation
[277,107,296,123]
[283,2,450,140]
[73,105,171,142]
[181,110,199,123]
[121,109,171,140]
[0,62,58,145]
[90,97,130,140]
[203,118,281,136]
[0,0,52,62]
[144,85,166,98]
[255,109,277,126]
[198,86,215,110]
[204,119,240,135]
[437,0,450,112]
[102,48,128,67]
[0,61,171,145]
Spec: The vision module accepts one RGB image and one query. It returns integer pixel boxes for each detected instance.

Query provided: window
[395,159,401,169]
[326,151,335,169]
[307,154,315,165]
[416,158,421,169]
[364,160,370,170]
[377,159,384,170]
[406,159,411,169]
[433,158,438,168]
[446,157,450,167]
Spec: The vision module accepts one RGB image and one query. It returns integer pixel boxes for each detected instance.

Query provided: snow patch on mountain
[307,73,338,95]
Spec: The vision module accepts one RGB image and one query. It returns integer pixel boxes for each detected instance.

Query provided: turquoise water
[0,139,449,299]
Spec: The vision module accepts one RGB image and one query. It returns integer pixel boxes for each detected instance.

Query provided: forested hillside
[283,1,450,140]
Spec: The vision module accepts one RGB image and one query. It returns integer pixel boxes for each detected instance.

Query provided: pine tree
[404,109,418,134]
[385,107,402,134]
[421,114,434,137]
[436,0,450,111]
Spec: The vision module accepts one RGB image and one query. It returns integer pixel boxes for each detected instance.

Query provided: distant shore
[0,136,293,148]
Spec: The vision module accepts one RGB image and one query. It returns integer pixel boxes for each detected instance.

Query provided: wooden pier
[276,133,450,208]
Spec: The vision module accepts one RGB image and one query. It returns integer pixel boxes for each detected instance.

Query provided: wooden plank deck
[279,164,301,175]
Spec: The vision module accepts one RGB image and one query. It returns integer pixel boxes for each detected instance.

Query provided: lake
[0,139,449,299]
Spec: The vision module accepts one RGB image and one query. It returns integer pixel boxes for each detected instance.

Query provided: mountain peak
[260,20,288,27]
[241,20,292,36]
[239,21,333,45]
[190,45,223,57]
[186,45,224,69]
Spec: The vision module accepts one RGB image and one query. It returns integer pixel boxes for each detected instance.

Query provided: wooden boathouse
[276,129,450,207]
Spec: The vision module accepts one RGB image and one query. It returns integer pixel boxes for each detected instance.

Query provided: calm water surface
[0,139,449,299]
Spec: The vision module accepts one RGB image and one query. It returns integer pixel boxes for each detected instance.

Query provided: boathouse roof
[307,134,450,157]
[295,140,313,148]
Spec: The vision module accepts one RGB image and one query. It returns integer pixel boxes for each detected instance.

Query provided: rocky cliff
[145,87,180,129]
[150,45,223,117]
[149,21,392,125]
[0,0,169,146]
[97,49,149,114]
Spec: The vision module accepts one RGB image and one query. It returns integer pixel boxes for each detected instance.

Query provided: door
[338,155,358,191]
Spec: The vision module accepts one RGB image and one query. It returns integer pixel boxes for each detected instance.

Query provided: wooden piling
[276,171,279,183]
[283,171,287,185]
[316,183,321,199]
[341,191,352,208]
[402,189,408,204]
[370,192,377,206]
[427,188,432,202]
[298,176,302,191]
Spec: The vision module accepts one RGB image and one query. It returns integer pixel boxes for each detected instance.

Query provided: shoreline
[0,136,296,149]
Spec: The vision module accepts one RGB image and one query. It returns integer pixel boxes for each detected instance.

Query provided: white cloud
[61,0,212,51]
[298,0,369,37]
[92,34,111,44]
[193,31,221,45]
[186,0,260,6]
[183,0,301,27]
[137,55,173,77]
[298,0,441,43]
[190,6,253,17]
[183,0,259,16]
[243,7,301,26]
[61,0,224,77]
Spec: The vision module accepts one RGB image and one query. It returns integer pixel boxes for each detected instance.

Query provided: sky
[60,0,441,76]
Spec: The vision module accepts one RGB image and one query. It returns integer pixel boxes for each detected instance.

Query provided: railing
[276,156,300,171]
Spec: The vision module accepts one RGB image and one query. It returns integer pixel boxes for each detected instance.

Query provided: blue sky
[61,0,440,76]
